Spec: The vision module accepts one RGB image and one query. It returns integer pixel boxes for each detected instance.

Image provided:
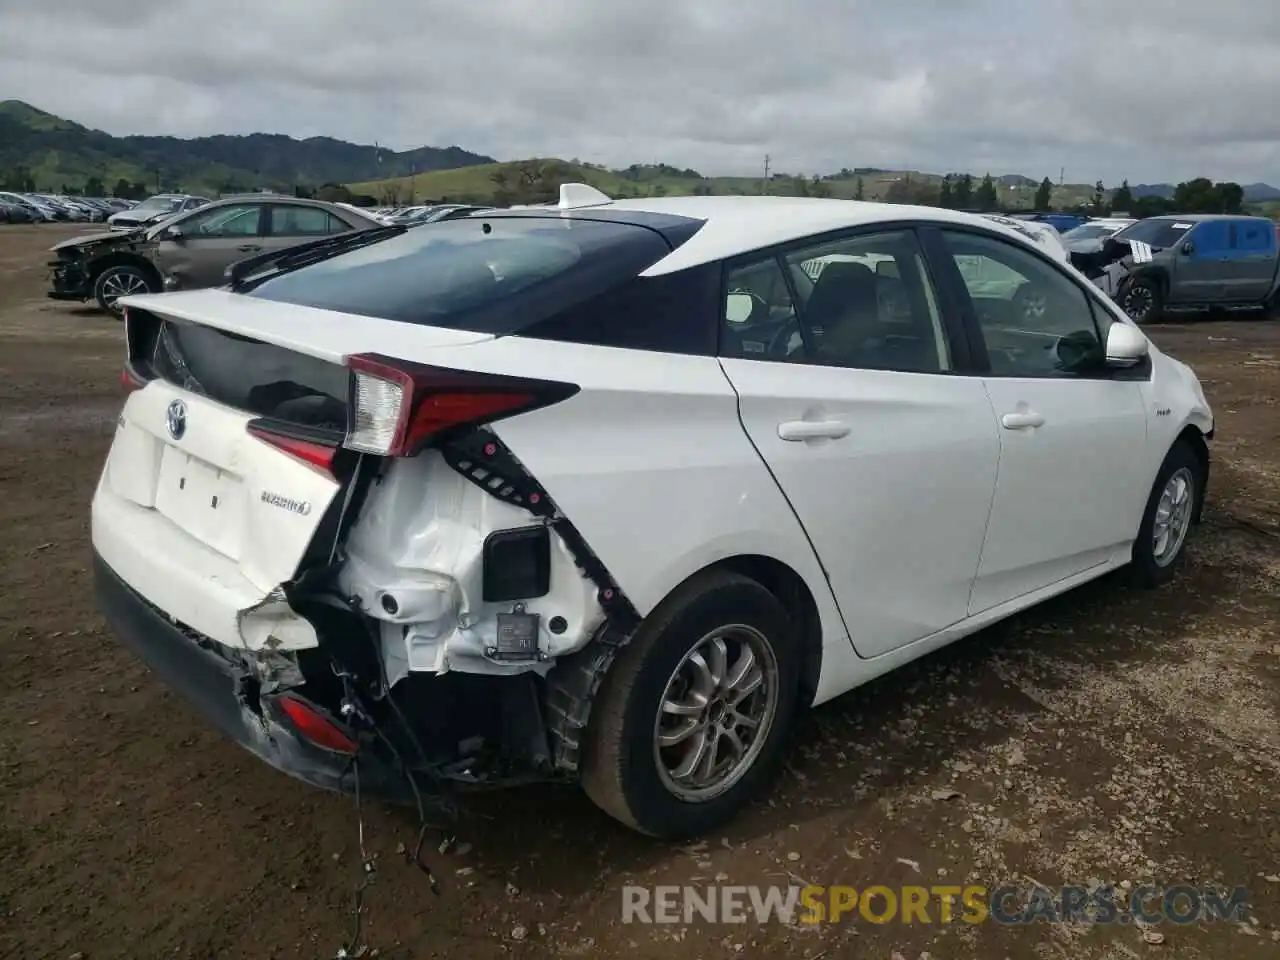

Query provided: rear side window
[271,205,349,237]
[1236,220,1275,253]
[246,216,673,334]
[521,265,721,355]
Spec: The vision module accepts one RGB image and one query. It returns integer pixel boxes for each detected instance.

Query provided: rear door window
[270,205,351,237]
[1235,219,1275,253]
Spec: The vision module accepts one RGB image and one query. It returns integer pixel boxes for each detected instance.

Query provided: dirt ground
[1,223,1279,960]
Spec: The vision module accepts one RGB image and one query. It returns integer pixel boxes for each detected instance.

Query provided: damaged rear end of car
[92,208,705,808]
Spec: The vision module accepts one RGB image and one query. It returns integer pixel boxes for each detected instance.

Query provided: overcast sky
[3,0,1279,185]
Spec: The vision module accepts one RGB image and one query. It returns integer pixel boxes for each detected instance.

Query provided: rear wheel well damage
[275,425,647,788]
[543,553,823,776]
[276,425,826,792]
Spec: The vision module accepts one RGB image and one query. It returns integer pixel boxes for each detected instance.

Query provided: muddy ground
[1,222,1278,960]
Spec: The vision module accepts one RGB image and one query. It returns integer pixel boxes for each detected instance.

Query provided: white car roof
[578,192,1068,275]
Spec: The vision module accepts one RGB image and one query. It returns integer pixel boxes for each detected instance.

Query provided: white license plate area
[153,444,244,561]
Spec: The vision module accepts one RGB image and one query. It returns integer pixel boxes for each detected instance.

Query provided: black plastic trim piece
[439,430,640,625]
[482,526,552,602]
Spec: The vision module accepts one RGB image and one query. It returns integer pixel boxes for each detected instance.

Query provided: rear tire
[1130,441,1204,588]
[93,264,154,318]
[580,569,802,839]
[1122,276,1163,324]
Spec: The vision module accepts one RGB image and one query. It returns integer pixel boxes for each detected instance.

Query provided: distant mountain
[1130,180,1280,203]
[0,100,495,195]
[1243,182,1280,202]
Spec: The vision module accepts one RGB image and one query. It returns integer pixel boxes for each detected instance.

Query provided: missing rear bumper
[93,550,417,803]
[95,549,565,802]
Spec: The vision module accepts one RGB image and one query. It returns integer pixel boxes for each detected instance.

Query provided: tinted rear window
[244,215,672,333]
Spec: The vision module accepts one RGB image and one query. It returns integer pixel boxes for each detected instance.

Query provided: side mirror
[164,225,185,242]
[1105,321,1149,368]
[725,292,755,325]
[1181,240,1194,256]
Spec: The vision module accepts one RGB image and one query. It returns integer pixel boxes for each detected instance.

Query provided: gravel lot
[2,223,1279,959]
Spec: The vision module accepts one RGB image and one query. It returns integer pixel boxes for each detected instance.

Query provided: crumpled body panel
[337,450,604,683]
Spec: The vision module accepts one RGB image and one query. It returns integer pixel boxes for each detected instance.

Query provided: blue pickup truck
[1071,214,1280,322]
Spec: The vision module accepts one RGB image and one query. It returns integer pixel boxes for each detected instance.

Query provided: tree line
[1,166,161,200]
[3,157,1255,219]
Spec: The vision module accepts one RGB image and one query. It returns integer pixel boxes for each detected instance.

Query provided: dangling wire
[335,752,377,959]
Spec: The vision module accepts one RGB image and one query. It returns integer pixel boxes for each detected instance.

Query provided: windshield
[134,196,183,213]
[246,214,672,331]
[1063,223,1123,241]
[1113,218,1194,249]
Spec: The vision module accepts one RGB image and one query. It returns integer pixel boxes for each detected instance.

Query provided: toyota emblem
[166,399,187,440]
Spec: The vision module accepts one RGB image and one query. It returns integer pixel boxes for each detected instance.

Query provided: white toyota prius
[93,185,1214,839]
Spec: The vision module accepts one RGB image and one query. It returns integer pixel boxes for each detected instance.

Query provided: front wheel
[1130,441,1204,587]
[580,569,802,839]
[93,265,154,318]
[1121,276,1163,324]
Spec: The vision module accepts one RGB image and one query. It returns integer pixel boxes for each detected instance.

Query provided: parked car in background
[107,194,210,230]
[1082,214,1280,322]
[93,186,1213,839]
[1013,212,1090,234]
[981,214,1069,262]
[387,203,497,225]
[1061,218,1136,255]
[0,198,35,223]
[49,195,383,316]
[0,192,52,221]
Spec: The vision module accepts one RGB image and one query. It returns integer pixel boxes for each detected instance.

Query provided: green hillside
[348,158,1101,209]
[0,100,495,197]
[3,100,1261,218]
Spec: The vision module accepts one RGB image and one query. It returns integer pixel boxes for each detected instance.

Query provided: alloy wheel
[1153,466,1195,567]
[653,624,779,802]
[100,271,148,312]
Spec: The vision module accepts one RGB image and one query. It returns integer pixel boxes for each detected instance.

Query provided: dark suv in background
[48,195,383,316]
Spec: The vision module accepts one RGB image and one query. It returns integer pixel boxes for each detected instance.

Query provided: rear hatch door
[104,291,493,608]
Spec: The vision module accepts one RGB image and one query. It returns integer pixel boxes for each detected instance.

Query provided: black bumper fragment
[92,550,415,804]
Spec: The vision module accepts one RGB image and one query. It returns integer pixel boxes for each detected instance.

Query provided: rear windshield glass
[1063,223,1123,241]
[1113,219,1192,250]
[244,215,673,332]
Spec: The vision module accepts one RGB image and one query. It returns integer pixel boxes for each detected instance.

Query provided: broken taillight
[120,365,147,391]
[343,353,578,457]
[278,695,357,754]
[246,422,338,477]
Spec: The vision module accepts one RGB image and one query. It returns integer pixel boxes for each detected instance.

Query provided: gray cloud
[2,0,1278,184]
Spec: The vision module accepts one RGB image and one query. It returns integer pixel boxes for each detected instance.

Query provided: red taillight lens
[278,695,357,754]
[121,366,146,391]
[246,422,338,477]
[344,353,578,457]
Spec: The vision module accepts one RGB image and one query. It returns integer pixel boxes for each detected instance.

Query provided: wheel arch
[1129,264,1170,296]
[1174,423,1211,523]
[87,251,162,288]
[689,554,824,708]
[543,551,826,780]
